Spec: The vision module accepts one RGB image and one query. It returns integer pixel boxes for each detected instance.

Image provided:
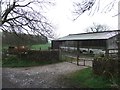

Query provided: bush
[93,56,118,78]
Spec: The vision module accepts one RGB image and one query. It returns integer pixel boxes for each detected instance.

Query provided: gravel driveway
[2,62,88,88]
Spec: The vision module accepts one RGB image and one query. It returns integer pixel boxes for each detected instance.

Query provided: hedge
[92,57,119,78]
[18,50,60,62]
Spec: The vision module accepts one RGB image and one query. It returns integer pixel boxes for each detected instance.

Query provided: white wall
[107,36,118,49]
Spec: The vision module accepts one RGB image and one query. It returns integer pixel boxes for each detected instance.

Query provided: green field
[1,43,51,51]
[31,43,51,50]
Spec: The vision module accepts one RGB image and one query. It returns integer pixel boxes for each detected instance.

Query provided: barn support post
[74,41,76,56]
[117,31,120,77]
[64,41,67,61]
[105,49,109,57]
[88,48,89,53]
[105,40,109,57]
[118,31,120,60]
[77,41,79,66]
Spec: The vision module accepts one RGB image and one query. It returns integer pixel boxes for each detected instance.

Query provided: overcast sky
[1,0,119,38]
[46,0,118,38]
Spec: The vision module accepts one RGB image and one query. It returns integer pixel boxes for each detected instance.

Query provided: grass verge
[2,55,61,67]
[63,68,119,88]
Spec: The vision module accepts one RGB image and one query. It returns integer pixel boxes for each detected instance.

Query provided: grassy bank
[63,68,119,88]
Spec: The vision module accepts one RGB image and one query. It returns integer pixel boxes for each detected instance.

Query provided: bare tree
[0,0,55,38]
[73,0,119,20]
[86,23,110,32]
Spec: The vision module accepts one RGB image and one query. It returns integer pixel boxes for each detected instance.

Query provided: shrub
[93,56,118,77]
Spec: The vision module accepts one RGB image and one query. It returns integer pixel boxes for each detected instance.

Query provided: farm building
[52,30,120,56]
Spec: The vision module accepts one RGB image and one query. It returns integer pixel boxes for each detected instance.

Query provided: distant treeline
[2,31,48,46]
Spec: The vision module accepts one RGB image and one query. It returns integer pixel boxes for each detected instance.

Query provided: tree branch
[1,0,55,38]
[2,1,16,22]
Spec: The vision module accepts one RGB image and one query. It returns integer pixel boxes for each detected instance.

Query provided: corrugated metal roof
[58,30,119,41]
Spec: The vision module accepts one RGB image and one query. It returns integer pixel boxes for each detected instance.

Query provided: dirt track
[2,62,88,88]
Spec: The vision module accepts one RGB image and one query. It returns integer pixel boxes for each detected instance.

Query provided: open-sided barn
[52,30,120,56]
